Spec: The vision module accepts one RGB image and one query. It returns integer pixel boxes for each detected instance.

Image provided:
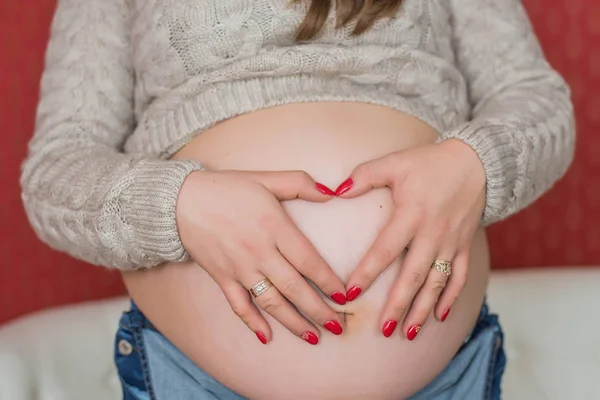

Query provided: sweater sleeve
[20,0,203,270]
[442,0,576,225]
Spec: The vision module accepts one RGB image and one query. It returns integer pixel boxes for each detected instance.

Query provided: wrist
[440,138,486,183]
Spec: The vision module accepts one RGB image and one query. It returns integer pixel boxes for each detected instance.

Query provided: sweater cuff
[439,122,519,226]
[99,159,203,269]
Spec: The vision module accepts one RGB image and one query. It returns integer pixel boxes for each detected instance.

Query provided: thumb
[337,155,400,198]
[253,170,333,202]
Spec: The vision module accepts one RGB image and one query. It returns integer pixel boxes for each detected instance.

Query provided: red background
[1,0,599,326]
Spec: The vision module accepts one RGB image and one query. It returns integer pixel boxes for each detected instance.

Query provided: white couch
[1,269,598,400]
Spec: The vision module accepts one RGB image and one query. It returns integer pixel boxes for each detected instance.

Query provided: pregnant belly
[122,102,490,400]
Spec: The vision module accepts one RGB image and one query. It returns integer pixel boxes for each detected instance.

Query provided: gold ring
[432,259,452,276]
[249,278,274,298]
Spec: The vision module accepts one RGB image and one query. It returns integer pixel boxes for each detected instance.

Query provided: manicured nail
[382,320,398,337]
[407,325,422,341]
[346,285,362,302]
[316,182,336,196]
[334,177,354,196]
[324,320,343,335]
[441,308,450,322]
[302,331,319,345]
[331,292,347,305]
[255,331,268,345]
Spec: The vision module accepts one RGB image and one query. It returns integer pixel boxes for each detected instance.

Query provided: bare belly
[122,103,490,400]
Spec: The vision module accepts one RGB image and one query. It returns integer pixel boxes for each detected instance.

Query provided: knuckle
[295,249,319,274]
[292,170,310,179]
[238,238,264,258]
[409,212,425,230]
[259,293,281,315]
[451,268,468,291]
[454,274,467,291]
[444,290,461,305]
[293,170,312,187]
[430,277,448,292]
[361,267,380,284]
[411,205,427,224]
[374,245,395,265]
[279,279,301,298]
[258,213,281,233]
[358,162,373,181]
[431,221,451,239]
[299,170,312,182]
[389,302,408,319]
[409,269,427,287]
[230,301,253,321]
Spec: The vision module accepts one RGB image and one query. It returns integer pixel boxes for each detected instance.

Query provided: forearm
[21,141,202,269]
[446,0,576,225]
[21,0,203,269]
[442,71,575,225]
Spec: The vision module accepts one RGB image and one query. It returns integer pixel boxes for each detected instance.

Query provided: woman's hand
[176,170,347,345]
[337,139,486,340]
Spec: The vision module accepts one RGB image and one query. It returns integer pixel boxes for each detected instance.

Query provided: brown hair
[295,0,403,41]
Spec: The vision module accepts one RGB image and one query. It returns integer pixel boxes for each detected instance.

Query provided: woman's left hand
[336,139,486,340]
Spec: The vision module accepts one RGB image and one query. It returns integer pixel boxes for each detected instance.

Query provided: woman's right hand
[176,170,347,345]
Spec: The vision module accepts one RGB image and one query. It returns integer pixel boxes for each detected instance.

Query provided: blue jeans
[115,301,506,400]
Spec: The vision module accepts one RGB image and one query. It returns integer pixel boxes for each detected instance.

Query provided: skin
[338,138,487,338]
[126,102,490,398]
[176,169,349,342]
[174,103,487,342]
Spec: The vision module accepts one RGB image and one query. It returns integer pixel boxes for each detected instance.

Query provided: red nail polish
[346,286,362,302]
[255,331,268,345]
[302,331,319,345]
[324,320,343,335]
[382,320,398,337]
[407,325,422,341]
[315,182,336,196]
[334,177,354,196]
[331,292,347,305]
[441,308,450,322]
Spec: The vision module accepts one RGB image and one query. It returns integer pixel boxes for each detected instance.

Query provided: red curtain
[1,0,598,325]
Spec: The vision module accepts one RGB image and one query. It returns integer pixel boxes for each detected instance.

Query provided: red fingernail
[441,308,450,322]
[382,320,398,337]
[407,325,422,341]
[302,331,319,345]
[334,178,354,196]
[346,286,362,302]
[315,182,336,196]
[324,320,343,335]
[255,331,268,345]
[331,292,347,305]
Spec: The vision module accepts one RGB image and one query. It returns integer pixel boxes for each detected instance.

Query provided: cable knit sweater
[21,0,575,269]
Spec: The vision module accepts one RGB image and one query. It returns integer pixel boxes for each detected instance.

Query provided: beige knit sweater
[21,0,575,269]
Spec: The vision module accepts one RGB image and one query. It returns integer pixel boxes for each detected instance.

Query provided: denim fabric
[407,302,506,400]
[114,301,505,400]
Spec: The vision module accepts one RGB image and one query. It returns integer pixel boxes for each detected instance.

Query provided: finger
[276,217,347,305]
[261,252,345,336]
[244,273,322,345]
[379,235,438,339]
[402,249,455,338]
[221,282,272,345]
[345,209,415,302]
[254,170,333,202]
[435,249,469,322]
[336,154,406,198]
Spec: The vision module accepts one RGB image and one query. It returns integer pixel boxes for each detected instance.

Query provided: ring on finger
[431,259,452,276]
[250,278,274,298]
